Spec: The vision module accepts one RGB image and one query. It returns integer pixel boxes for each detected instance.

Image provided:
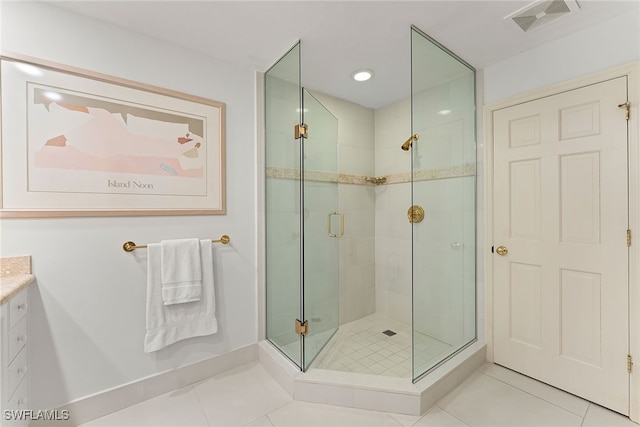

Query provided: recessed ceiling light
[352,69,374,82]
[438,109,452,116]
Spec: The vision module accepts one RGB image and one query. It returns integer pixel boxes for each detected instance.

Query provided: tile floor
[81,361,638,427]
[313,313,451,378]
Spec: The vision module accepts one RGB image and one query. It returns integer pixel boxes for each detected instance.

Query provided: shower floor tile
[312,313,452,378]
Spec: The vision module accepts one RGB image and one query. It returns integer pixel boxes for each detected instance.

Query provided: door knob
[496,246,508,256]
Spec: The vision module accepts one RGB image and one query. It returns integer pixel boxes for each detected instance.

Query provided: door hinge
[295,319,308,336]
[619,102,630,121]
[294,123,308,139]
[627,229,632,246]
[628,355,633,373]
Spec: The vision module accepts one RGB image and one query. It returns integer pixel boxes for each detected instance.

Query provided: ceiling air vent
[504,0,580,33]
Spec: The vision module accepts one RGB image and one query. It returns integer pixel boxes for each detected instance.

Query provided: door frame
[483,61,640,422]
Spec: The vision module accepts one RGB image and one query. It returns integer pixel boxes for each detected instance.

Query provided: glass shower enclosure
[265,42,340,371]
[410,26,476,380]
[265,27,476,380]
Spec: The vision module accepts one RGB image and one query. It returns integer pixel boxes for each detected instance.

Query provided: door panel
[265,44,339,371]
[493,77,629,414]
[509,262,542,348]
[301,90,339,370]
[265,42,303,368]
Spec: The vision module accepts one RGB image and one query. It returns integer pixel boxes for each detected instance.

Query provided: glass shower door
[301,90,339,370]
[410,26,477,381]
[265,44,339,371]
[265,42,303,368]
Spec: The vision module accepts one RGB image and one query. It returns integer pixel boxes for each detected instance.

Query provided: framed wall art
[0,53,226,217]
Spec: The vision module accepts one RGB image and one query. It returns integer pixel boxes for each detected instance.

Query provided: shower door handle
[328,212,344,238]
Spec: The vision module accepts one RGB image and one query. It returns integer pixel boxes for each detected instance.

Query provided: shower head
[401,134,419,151]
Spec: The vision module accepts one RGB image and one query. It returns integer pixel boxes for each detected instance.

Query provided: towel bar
[123,235,230,252]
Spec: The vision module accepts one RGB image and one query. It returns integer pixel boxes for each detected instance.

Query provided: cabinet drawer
[7,346,27,400]
[8,290,27,330]
[7,371,28,408]
[7,317,27,365]
[5,377,28,427]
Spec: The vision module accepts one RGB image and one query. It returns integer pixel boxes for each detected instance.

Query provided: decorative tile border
[413,163,476,183]
[266,164,475,185]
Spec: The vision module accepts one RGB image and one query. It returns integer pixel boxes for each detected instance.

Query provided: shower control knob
[407,205,425,223]
[496,246,508,256]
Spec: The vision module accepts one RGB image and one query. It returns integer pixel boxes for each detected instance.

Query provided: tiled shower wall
[311,93,377,325]
[310,90,476,331]
[411,75,476,345]
[374,99,412,325]
[269,81,474,334]
[312,92,417,328]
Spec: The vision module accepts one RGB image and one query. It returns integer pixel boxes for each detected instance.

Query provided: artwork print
[0,56,225,217]
[29,85,207,196]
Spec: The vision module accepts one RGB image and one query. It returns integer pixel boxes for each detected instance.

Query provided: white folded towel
[145,239,217,353]
[161,238,201,305]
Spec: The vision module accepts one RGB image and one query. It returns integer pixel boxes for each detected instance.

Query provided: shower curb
[258,340,486,416]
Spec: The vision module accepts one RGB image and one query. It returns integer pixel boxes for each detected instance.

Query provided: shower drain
[382,330,396,337]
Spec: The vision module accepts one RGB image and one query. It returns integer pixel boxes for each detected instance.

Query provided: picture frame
[0,53,226,217]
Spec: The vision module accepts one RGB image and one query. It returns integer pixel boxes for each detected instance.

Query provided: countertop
[0,256,35,306]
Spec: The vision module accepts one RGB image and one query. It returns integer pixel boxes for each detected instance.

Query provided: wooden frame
[0,53,226,217]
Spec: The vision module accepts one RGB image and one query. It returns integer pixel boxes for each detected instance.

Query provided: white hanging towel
[161,238,201,305]
[145,239,217,352]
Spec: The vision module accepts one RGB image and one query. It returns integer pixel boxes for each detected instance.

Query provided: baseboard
[30,344,257,426]
[257,340,301,397]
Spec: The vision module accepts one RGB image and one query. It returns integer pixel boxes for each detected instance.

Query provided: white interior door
[492,77,630,414]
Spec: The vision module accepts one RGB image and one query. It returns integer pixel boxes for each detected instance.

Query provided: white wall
[0,2,257,410]
[484,12,640,104]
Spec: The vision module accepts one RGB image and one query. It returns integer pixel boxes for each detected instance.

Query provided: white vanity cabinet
[1,287,29,427]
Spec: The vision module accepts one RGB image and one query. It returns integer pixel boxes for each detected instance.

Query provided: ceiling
[48,0,639,109]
